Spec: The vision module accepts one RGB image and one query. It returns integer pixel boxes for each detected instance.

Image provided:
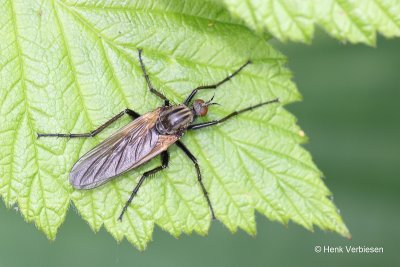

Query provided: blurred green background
[1,30,399,267]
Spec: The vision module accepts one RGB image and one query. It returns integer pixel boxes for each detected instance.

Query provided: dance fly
[38,49,279,221]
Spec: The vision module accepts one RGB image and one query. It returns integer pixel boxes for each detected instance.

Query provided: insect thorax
[156,105,194,135]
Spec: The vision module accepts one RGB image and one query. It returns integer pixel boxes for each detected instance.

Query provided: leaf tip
[339,223,352,240]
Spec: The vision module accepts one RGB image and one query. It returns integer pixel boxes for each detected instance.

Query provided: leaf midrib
[9,0,55,237]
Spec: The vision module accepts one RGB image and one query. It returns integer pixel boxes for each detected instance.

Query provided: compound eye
[193,99,208,116]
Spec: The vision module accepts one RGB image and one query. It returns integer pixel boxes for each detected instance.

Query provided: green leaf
[0,0,349,249]
[221,0,400,45]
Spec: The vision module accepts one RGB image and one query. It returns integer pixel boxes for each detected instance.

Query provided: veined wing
[70,108,162,189]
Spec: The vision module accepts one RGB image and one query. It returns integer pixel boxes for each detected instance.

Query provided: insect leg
[175,141,216,220]
[188,98,279,130]
[138,49,169,106]
[37,108,140,138]
[183,60,251,105]
[118,151,169,221]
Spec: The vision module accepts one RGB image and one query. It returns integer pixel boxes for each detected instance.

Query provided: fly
[38,49,279,221]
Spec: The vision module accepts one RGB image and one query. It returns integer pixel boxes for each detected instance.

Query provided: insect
[38,49,279,221]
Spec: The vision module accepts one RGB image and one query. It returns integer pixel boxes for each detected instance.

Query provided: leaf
[221,0,400,45]
[0,0,349,249]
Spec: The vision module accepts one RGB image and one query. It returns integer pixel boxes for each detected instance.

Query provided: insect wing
[70,109,161,189]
